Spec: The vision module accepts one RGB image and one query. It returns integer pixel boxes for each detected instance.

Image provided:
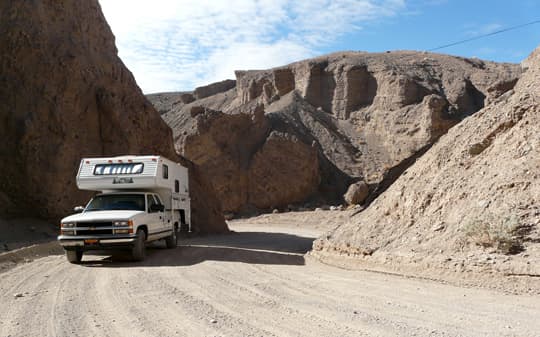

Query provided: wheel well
[137,225,148,239]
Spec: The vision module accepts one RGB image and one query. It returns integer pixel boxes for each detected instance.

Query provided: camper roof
[76,155,188,193]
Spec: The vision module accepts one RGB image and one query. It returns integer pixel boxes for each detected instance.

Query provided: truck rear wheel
[165,224,177,249]
[132,229,146,261]
[66,250,83,264]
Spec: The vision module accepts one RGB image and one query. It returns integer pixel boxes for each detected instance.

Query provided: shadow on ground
[81,231,314,268]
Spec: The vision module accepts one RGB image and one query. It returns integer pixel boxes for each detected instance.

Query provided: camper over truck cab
[57,155,191,263]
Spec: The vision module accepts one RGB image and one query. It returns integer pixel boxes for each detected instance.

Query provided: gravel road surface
[1,220,539,337]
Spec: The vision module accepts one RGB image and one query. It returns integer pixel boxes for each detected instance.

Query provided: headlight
[113,220,133,234]
[61,222,75,228]
[113,220,130,227]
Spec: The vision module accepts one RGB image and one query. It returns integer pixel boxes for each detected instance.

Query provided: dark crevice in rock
[345,66,377,117]
[273,68,295,96]
[364,142,433,206]
[305,62,336,113]
[450,79,486,118]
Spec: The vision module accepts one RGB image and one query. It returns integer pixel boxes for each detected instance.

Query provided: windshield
[85,194,145,212]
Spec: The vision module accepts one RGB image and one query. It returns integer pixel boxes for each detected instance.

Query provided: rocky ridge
[149,52,520,214]
[312,46,540,280]
[0,0,226,233]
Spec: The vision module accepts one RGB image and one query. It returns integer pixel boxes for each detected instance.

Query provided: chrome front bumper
[58,235,137,250]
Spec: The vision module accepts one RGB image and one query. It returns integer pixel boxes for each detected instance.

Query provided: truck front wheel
[132,229,146,261]
[66,250,83,264]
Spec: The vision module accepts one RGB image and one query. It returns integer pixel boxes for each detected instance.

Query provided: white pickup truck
[58,155,191,263]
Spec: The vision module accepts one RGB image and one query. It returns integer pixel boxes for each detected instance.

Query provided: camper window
[163,164,169,179]
[94,163,144,175]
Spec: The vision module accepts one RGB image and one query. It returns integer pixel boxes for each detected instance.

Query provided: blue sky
[99,0,540,93]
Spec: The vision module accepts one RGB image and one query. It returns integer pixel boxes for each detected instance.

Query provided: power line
[428,19,540,52]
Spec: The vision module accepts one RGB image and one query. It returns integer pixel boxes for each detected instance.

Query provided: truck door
[153,194,168,233]
[146,194,165,236]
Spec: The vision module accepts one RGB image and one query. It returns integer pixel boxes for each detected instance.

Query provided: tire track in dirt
[112,267,226,337]
[1,221,540,337]
[144,265,275,337]
[157,262,346,337]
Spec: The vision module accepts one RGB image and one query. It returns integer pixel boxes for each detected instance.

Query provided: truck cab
[58,156,190,263]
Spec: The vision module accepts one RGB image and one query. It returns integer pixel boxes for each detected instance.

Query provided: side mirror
[73,206,85,213]
[150,204,164,212]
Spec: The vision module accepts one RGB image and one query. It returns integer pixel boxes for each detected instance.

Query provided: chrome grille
[75,222,113,235]
[76,221,112,228]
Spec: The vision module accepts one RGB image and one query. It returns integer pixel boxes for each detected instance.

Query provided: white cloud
[199,41,313,86]
[99,0,405,93]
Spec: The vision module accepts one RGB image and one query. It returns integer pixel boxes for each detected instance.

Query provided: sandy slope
[0,215,539,337]
[313,46,540,287]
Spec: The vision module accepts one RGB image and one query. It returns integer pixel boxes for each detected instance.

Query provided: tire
[132,229,146,261]
[66,250,83,264]
[165,224,178,249]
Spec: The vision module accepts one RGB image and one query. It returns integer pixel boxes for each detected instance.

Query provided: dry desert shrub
[463,213,522,254]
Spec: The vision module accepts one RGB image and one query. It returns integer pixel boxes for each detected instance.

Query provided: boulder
[344,181,369,205]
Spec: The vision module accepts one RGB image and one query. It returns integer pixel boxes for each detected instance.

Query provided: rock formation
[194,79,236,100]
[0,0,226,233]
[344,181,369,205]
[149,51,520,214]
[312,46,540,277]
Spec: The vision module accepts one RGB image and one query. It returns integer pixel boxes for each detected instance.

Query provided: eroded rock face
[312,46,540,276]
[151,51,520,214]
[177,158,228,234]
[178,104,319,212]
[248,131,319,210]
[0,0,226,233]
[194,80,236,100]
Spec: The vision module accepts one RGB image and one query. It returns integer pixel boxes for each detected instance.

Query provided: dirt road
[1,219,539,337]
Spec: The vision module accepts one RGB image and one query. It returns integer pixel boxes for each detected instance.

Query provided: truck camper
[58,155,190,263]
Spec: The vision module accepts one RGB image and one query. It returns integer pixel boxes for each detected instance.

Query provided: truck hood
[61,210,144,223]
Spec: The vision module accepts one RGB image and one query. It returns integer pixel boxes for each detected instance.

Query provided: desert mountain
[0,0,226,233]
[312,46,540,278]
[149,52,520,214]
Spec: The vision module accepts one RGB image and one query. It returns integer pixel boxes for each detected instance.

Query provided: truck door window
[146,194,158,212]
[153,194,163,206]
